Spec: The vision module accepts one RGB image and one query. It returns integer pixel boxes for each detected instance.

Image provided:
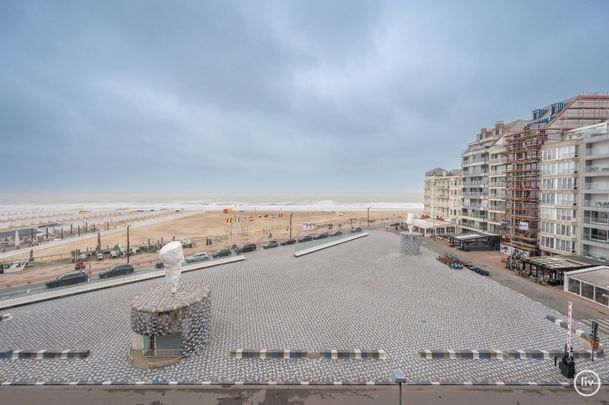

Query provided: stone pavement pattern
[0,231,607,384]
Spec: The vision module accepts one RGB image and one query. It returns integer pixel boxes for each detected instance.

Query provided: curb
[417,349,602,360]
[294,233,368,257]
[0,380,583,386]
[231,349,386,360]
[0,350,90,359]
[0,256,245,310]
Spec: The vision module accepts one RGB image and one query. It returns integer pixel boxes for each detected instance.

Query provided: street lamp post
[390,369,406,405]
[126,225,131,264]
[367,207,370,229]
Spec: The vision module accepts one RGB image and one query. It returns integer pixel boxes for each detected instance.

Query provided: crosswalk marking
[580,319,609,337]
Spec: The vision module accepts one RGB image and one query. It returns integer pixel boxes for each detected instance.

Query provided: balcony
[462,170,489,177]
[583,200,609,209]
[462,203,489,210]
[584,166,609,176]
[585,147,609,158]
[462,180,488,187]
[584,217,609,226]
[489,157,507,164]
[462,191,487,197]
[584,131,609,142]
[462,157,489,167]
[584,183,609,191]
[583,235,609,245]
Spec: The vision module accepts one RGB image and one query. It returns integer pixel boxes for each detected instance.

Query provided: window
[582,283,594,300]
[595,287,609,306]
[568,278,580,294]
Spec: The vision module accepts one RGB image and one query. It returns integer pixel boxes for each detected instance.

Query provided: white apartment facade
[579,122,609,261]
[538,133,580,255]
[424,168,461,227]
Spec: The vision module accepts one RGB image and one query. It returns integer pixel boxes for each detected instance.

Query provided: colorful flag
[248,216,254,222]
[271,214,276,220]
[237,217,241,223]
[223,208,231,214]
[226,217,230,224]
[264,214,269,218]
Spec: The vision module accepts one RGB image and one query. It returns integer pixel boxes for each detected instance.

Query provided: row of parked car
[45,228,364,289]
[45,263,136,288]
[180,228,362,262]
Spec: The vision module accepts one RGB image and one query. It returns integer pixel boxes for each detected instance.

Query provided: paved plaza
[0,231,607,384]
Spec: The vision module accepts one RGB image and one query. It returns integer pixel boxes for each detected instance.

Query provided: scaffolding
[503,94,609,256]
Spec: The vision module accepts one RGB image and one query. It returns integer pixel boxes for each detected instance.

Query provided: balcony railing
[585,131,609,140]
[583,235,609,245]
[462,157,489,166]
[462,170,489,177]
[584,217,609,226]
[462,181,489,186]
[584,166,609,174]
[586,147,609,157]
[584,183,609,191]
[583,201,609,208]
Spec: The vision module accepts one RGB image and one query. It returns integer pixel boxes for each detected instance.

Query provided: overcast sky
[1,0,608,197]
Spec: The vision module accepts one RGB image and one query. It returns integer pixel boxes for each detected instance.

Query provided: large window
[595,287,609,306]
[582,282,595,300]
[568,278,580,294]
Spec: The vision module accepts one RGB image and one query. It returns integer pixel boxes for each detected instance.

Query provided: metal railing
[584,217,609,226]
[586,147,609,157]
[583,201,609,208]
[584,166,609,174]
[583,235,609,245]
[584,183,609,191]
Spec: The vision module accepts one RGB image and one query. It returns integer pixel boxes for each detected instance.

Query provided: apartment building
[503,94,609,257]
[461,121,524,234]
[448,169,462,226]
[538,133,581,256]
[424,168,461,223]
[578,122,609,261]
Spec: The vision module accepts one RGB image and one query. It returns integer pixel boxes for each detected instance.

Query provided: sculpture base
[129,282,211,368]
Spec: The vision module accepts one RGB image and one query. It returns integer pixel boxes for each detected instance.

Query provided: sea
[0,192,423,214]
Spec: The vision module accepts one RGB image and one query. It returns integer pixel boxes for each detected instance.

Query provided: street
[0,385,607,405]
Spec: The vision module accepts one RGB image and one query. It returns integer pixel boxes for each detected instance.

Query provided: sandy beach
[0,209,418,288]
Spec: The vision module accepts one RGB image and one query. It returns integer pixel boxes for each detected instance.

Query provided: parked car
[74,261,87,270]
[330,231,343,237]
[98,263,134,279]
[280,239,296,246]
[263,240,279,249]
[96,253,104,261]
[155,261,165,269]
[186,252,210,263]
[212,248,232,258]
[350,227,362,233]
[237,243,257,254]
[298,235,313,243]
[313,233,329,240]
[181,238,193,248]
[45,270,88,288]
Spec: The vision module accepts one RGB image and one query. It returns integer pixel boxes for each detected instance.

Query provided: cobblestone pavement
[0,231,607,384]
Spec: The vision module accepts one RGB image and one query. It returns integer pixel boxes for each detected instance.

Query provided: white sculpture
[159,241,184,293]
[406,213,415,232]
